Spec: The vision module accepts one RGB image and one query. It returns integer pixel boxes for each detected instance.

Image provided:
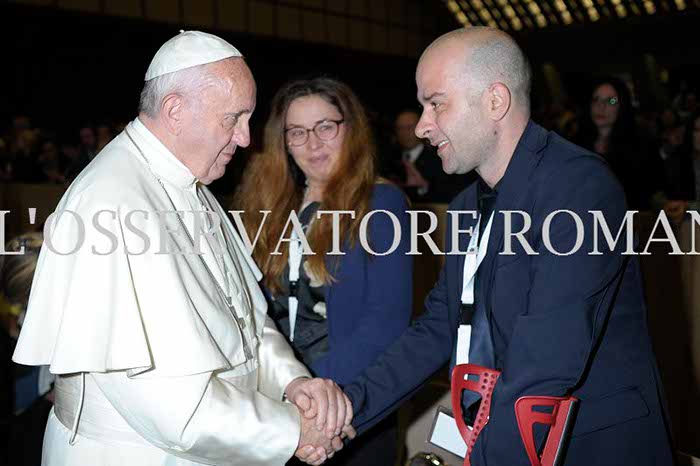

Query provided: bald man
[341,27,674,466]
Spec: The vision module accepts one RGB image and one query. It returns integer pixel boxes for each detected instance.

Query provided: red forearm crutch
[451,363,579,466]
[514,395,579,466]
[450,364,501,466]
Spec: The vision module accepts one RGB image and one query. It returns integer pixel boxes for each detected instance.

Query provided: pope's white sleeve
[91,370,300,466]
[257,316,312,400]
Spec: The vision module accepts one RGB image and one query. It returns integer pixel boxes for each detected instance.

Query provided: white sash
[456,212,494,365]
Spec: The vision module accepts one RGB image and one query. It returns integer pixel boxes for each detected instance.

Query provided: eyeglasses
[591,95,619,107]
[285,119,344,147]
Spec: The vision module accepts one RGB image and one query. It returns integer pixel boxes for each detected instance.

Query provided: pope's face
[182,59,256,184]
[415,42,493,175]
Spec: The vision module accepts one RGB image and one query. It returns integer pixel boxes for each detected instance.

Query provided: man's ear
[160,93,184,135]
[486,83,511,122]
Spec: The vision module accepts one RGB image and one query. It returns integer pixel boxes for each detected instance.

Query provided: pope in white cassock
[12,31,354,466]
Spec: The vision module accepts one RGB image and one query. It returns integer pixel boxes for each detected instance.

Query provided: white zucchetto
[145,30,243,81]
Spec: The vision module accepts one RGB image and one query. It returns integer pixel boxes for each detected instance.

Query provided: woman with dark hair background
[235,77,412,466]
[577,77,660,210]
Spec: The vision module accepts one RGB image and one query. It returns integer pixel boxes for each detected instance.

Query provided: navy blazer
[308,183,413,386]
[344,122,674,466]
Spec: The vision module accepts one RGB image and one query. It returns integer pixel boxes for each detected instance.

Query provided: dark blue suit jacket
[309,183,413,386]
[344,122,675,465]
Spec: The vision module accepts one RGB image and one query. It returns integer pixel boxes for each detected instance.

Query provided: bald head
[421,27,531,110]
[414,27,532,184]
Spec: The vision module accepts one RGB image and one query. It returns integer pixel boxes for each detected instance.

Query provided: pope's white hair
[138,65,208,118]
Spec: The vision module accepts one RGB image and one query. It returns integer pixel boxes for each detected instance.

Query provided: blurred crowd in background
[2,76,698,217]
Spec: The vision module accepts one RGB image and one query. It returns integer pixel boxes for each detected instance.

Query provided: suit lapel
[479,122,549,314]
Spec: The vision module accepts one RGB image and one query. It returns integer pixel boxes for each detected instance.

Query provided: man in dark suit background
[382,109,471,203]
[342,27,674,466]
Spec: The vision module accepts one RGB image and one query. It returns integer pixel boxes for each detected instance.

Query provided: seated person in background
[95,123,114,152]
[654,111,700,224]
[77,125,98,161]
[8,128,42,183]
[576,77,660,210]
[36,139,67,184]
[0,232,54,466]
[60,142,88,184]
[235,77,413,466]
[380,109,472,203]
[0,138,10,182]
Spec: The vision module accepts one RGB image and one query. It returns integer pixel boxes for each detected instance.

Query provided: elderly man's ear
[161,94,185,136]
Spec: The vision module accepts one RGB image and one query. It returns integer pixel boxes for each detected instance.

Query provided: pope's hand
[295,421,357,466]
[295,412,336,465]
[285,377,353,439]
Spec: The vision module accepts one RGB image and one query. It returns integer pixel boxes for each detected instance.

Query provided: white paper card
[429,410,467,458]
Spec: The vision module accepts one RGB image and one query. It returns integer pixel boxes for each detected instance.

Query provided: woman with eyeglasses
[234,77,412,466]
[577,77,659,210]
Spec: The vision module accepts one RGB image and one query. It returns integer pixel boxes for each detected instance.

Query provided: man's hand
[295,422,357,466]
[285,377,353,439]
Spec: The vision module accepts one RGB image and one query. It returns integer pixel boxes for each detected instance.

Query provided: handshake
[285,377,357,465]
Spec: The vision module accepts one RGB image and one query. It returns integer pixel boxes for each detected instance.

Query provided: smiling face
[179,59,256,184]
[415,40,495,175]
[285,94,345,187]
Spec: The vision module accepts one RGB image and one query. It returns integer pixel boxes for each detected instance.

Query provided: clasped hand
[285,377,356,465]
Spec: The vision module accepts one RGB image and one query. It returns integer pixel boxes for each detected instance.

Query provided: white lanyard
[460,212,494,305]
[457,212,494,365]
[288,228,303,341]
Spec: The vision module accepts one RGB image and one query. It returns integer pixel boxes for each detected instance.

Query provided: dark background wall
[1,1,698,193]
[1,3,422,139]
[2,1,698,132]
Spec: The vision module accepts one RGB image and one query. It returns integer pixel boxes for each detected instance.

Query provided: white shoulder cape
[13,126,267,377]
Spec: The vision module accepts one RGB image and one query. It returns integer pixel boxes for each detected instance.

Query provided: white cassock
[13,118,311,466]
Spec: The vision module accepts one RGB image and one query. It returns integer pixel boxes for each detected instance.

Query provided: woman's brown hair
[234,77,376,293]
[0,232,42,336]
